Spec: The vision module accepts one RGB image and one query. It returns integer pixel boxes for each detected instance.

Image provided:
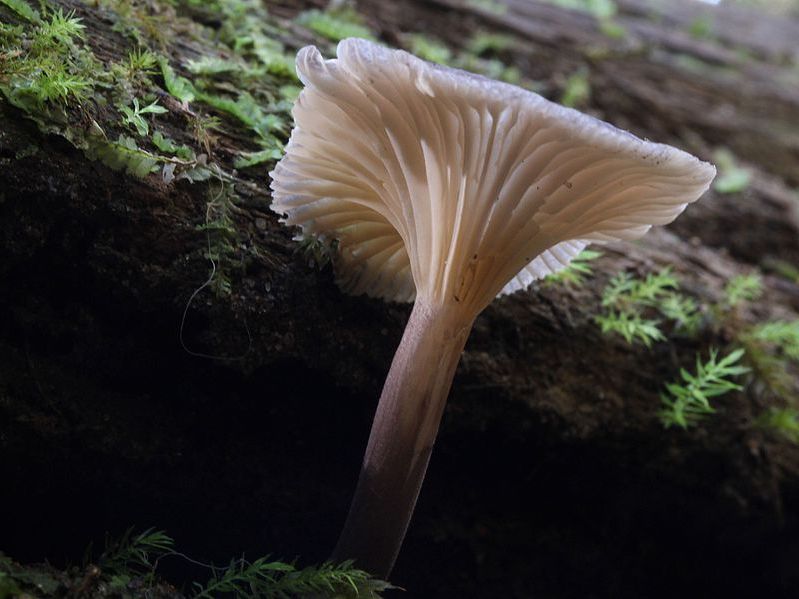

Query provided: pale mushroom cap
[270,38,715,312]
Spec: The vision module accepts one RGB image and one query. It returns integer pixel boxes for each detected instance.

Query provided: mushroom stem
[332,298,474,578]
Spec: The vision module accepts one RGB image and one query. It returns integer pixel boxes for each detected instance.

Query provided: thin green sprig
[545,249,602,286]
[595,311,665,347]
[119,97,168,136]
[99,527,175,574]
[595,268,696,347]
[723,273,763,308]
[659,348,749,429]
[193,558,394,599]
[748,320,799,361]
[758,407,799,443]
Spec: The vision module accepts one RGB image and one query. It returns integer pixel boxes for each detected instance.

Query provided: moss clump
[560,68,591,108]
[295,7,376,43]
[0,5,100,111]
[466,31,516,56]
[1,528,394,598]
[400,32,528,88]
[595,268,702,346]
[758,407,799,443]
[407,33,453,65]
[1,0,307,297]
[659,348,749,429]
[543,249,603,287]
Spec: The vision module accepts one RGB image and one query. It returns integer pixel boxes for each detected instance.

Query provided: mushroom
[269,38,715,578]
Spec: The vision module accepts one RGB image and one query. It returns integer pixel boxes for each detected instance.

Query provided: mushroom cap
[270,39,715,312]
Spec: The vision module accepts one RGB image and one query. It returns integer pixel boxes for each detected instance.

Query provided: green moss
[398,32,529,89]
[152,130,195,160]
[1,0,301,299]
[723,273,763,307]
[658,293,701,335]
[659,348,748,429]
[296,7,375,43]
[194,557,392,598]
[542,0,615,18]
[279,84,301,103]
[158,56,197,104]
[119,97,168,136]
[560,68,591,108]
[595,311,666,347]
[198,91,284,138]
[598,18,626,39]
[187,55,241,76]
[544,249,602,287]
[0,0,39,22]
[465,0,507,15]
[596,268,703,346]
[234,146,282,169]
[125,47,159,74]
[748,321,799,361]
[688,14,714,40]
[197,181,239,297]
[0,4,100,111]
[110,47,159,96]
[671,54,740,83]
[466,31,515,56]
[152,0,296,170]
[187,0,297,79]
[190,113,221,154]
[762,258,799,284]
[87,134,164,178]
[542,0,625,38]
[5,528,392,598]
[0,554,60,597]
[758,408,799,443]
[407,33,453,65]
[712,148,751,194]
[97,0,170,46]
[740,341,796,405]
[456,53,523,85]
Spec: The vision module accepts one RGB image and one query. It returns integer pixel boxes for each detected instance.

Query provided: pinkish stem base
[331,299,473,578]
